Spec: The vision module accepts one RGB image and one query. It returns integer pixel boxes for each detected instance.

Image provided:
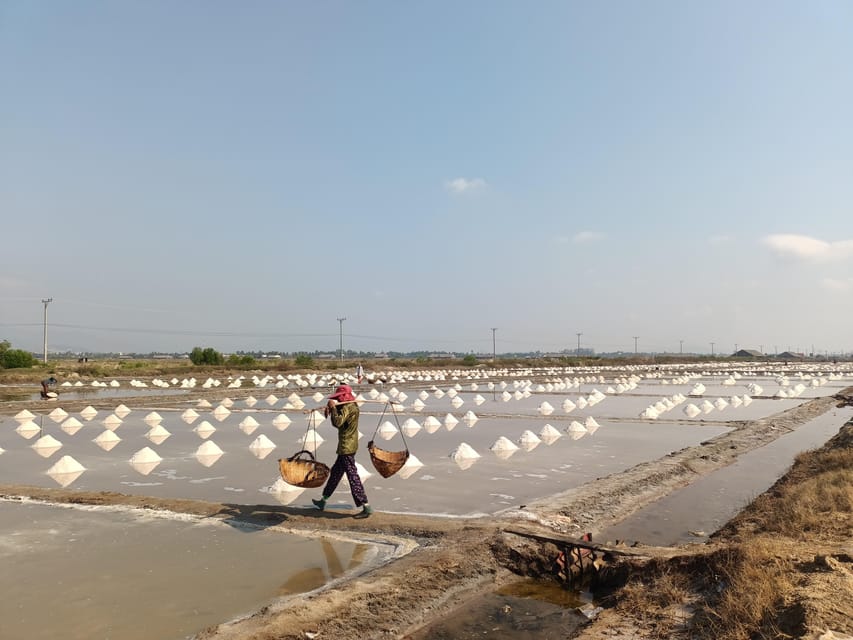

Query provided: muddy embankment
[2,389,851,640]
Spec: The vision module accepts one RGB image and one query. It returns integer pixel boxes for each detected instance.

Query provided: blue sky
[2,2,851,356]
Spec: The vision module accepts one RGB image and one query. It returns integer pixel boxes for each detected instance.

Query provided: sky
[1,2,852,356]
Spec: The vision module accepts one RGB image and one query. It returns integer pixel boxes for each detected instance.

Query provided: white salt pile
[538,401,554,416]
[422,416,441,433]
[94,430,121,451]
[114,404,131,418]
[272,414,292,430]
[181,408,200,423]
[300,430,325,451]
[562,399,577,413]
[102,414,122,430]
[48,408,68,422]
[401,418,422,437]
[713,397,729,411]
[462,411,478,425]
[700,399,715,414]
[46,455,86,487]
[398,454,425,479]
[212,405,231,421]
[129,447,163,475]
[473,394,485,406]
[490,436,519,460]
[444,413,459,428]
[195,440,225,467]
[61,417,84,435]
[377,421,399,440]
[249,434,276,459]
[193,421,215,439]
[143,411,163,425]
[540,424,562,442]
[15,409,35,421]
[306,410,326,428]
[265,394,279,406]
[239,416,260,435]
[146,424,171,445]
[683,403,701,418]
[244,395,258,407]
[32,434,63,458]
[15,421,41,439]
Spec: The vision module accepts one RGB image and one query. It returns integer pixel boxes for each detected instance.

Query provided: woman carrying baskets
[312,385,372,519]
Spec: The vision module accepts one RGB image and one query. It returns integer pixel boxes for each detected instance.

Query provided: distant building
[777,351,805,359]
[733,349,764,358]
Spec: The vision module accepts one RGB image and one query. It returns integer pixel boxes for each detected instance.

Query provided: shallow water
[599,406,853,545]
[406,578,590,639]
[0,500,373,640]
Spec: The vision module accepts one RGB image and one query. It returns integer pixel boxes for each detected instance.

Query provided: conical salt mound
[130,447,162,465]
[194,421,216,439]
[450,442,480,460]
[562,399,576,413]
[197,399,212,408]
[102,414,122,430]
[212,405,231,421]
[272,414,292,430]
[94,430,121,451]
[114,404,131,418]
[538,401,554,416]
[244,395,257,407]
[196,440,224,456]
[397,454,424,479]
[46,455,86,487]
[312,391,325,402]
[401,418,422,437]
[473,394,485,406]
[377,420,399,441]
[567,421,587,433]
[462,411,478,425]
[79,406,98,420]
[518,430,541,445]
[181,409,200,424]
[15,409,36,421]
[61,417,84,435]
[16,421,41,439]
[49,408,68,422]
[32,434,63,458]
[146,425,171,445]
[300,430,325,452]
[540,424,562,439]
[249,434,276,459]
[239,416,260,435]
[143,412,163,424]
[490,436,519,452]
[444,413,459,427]
[422,416,441,433]
[683,403,701,418]
[584,417,599,429]
[306,410,326,428]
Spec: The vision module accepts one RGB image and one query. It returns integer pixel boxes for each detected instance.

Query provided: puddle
[600,406,853,545]
[0,500,374,640]
[406,578,590,639]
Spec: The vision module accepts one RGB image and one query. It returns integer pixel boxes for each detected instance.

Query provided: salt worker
[40,376,57,398]
[312,384,372,518]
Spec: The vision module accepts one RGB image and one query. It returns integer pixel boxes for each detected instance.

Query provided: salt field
[2,363,851,638]
[0,499,376,640]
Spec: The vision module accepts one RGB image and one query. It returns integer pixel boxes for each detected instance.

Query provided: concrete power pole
[576,332,582,357]
[633,336,639,354]
[491,328,497,362]
[41,298,53,364]
[679,339,684,355]
[337,317,346,362]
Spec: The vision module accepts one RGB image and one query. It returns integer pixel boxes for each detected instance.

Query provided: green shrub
[189,346,225,366]
[227,354,256,367]
[2,349,36,369]
[294,354,314,367]
[462,354,477,366]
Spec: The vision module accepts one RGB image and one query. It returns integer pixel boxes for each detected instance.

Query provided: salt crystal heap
[239,416,260,435]
[143,412,163,426]
[16,421,41,439]
[683,403,701,418]
[195,440,224,467]
[443,413,459,430]
[32,434,63,458]
[539,424,562,444]
[129,447,163,475]
[518,430,542,451]
[61,417,84,435]
[449,442,480,470]
[114,404,131,419]
[377,420,399,441]
[566,421,587,441]
[272,414,292,430]
[538,401,554,416]
[49,408,68,423]
[422,416,441,433]
[181,409,200,424]
[490,436,520,460]
[47,455,86,487]
[249,434,276,459]
[15,409,36,421]
[401,418,422,437]
[193,420,216,439]
[94,430,121,451]
[146,424,171,445]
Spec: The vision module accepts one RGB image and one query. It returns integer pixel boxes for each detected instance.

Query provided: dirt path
[2,390,850,639]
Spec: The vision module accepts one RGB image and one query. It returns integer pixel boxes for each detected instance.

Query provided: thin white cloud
[444,177,486,194]
[762,234,853,262]
[572,231,604,244]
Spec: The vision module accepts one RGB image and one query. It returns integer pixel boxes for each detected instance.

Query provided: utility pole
[576,332,582,357]
[491,328,497,362]
[336,317,346,362]
[710,342,715,357]
[760,344,764,355]
[633,336,639,354]
[679,339,683,355]
[735,343,738,353]
[41,298,53,364]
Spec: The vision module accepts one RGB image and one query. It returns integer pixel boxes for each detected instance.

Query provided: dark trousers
[322,454,368,507]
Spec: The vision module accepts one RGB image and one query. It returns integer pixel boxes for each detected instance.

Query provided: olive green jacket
[329,402,360,455]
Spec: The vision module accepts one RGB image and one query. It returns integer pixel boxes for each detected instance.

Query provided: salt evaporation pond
[599,405,853,546]
[0,499,374,640]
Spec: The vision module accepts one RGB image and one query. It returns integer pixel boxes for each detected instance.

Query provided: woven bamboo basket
[367,440,410,478]
[278,450,330,488]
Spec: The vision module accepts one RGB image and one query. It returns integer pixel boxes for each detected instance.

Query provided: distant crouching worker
[40,376,57,398]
